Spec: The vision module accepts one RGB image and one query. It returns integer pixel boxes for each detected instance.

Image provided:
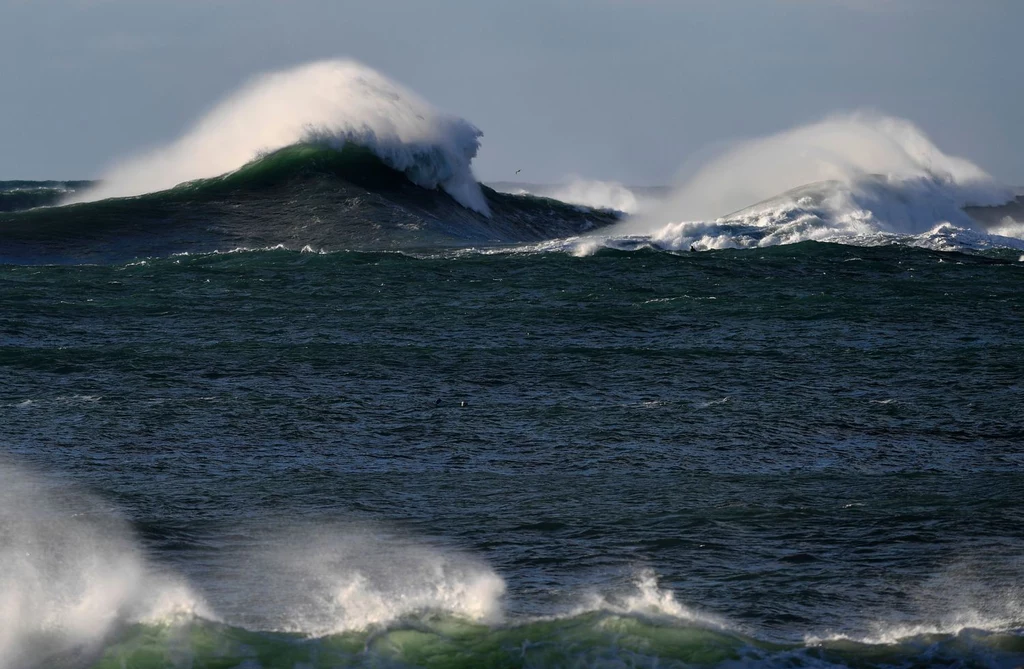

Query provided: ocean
[1,59,1022,668]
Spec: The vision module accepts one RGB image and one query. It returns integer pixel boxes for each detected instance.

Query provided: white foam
[0,461,208,669]
[71,60,490,215]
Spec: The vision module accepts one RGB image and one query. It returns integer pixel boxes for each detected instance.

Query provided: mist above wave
[645,111,1010,225]
[70,59,490,214]
[596,112,1021,254]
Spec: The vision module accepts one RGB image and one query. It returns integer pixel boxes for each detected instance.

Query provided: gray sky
[1,0,1022,185]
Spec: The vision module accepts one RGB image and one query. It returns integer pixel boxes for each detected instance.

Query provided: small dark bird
[515,169,521,175]
[690,244,697,252]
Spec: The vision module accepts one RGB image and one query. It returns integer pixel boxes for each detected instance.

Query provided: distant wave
[68,59,490,214]
[0,180,92,212]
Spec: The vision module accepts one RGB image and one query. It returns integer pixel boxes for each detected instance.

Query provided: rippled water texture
[2,244,1022,667]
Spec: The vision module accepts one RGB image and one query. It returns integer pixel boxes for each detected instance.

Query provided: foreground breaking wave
[90,616,1024,669]
[3,461,1021,669]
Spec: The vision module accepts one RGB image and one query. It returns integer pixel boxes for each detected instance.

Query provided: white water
[570,569,730,631]
[0,461,206,669]
[71,59,490,215]
[579,112,1022,254]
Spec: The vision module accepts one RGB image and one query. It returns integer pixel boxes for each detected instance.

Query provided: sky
[1,0,1022,185]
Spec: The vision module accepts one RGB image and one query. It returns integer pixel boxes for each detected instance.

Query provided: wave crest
[70,59,490,215]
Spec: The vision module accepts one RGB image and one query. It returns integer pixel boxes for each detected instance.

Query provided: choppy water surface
[2,244,1023,668]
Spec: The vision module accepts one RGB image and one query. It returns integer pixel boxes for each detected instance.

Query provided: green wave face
[167,143,413,198]
[90,613,1024,669]
[0,144,620,264]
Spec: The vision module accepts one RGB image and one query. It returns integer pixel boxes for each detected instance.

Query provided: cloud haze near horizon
[0,0,1021,186]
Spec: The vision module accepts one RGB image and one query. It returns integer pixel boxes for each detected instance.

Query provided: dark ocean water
[2,242,1023,668]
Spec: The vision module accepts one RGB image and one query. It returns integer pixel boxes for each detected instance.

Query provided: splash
[571,569,729,630]
[205,524,505,637]
[70,60,490,215]
[0,461,207,669]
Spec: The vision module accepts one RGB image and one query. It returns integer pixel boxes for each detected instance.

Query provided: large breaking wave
[69,59,490,215]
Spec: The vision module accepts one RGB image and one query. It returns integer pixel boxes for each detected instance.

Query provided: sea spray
[543,179,643,214]
[590,112,1021,253]
[197,523,505,636]
[571,569,729,630]
[0,461,206,669]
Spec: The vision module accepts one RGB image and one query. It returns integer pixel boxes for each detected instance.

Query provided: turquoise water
[2,242,1022,667]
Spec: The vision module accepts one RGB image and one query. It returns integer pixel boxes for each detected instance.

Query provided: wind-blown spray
[0,461,205,669]
[604,112,1019,252]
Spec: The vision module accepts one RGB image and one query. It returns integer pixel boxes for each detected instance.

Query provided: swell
[0,181,93,212]
[0,144,619,264]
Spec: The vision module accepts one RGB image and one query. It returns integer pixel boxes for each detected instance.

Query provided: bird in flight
[516,169,521,175]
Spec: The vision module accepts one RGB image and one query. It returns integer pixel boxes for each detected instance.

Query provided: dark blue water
[2,243,1023,668]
